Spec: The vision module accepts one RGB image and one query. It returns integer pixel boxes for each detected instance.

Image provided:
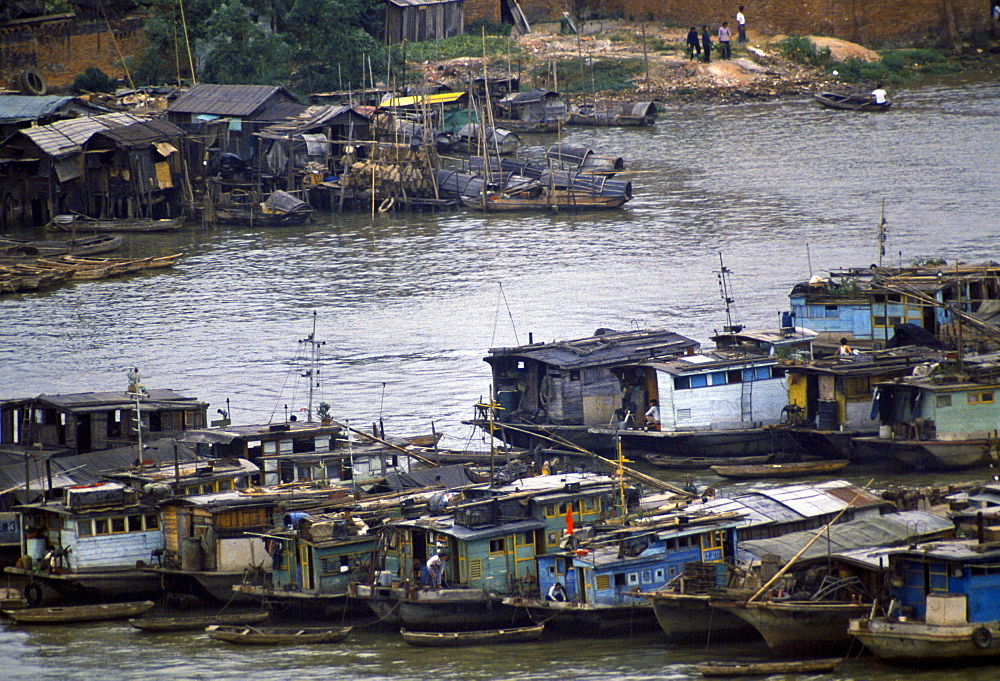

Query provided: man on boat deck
[871,84,887,105]
[426,551,447,588]
[547,582,568,602]
[837,338,854,356]
[644,400,661,431]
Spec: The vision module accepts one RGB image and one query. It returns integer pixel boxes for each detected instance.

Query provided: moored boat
[2,600,155,624]
[205,624,352,644]
[814,91,892,111]
[709,459,850,479]
[0,234,123,257]
[643,453,775,470]
[47,215,185,233]
[399,624,544,646]
[129,611,269,632]
[711,599,871,656]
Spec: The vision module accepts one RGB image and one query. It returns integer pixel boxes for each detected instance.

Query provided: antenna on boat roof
[491,282,520,347]
[716,252,742,336]
[298,311,326,422]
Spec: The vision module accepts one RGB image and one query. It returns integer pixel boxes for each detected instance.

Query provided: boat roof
[157,485,351,509]
[634,349,779,376]
[683,481,887,526]
[740,510,954,564]
[486,328,699,370]
[709,327,818,349]
[790,262,1000,301]
[176,420,344,444]
[103,457,259,485]
[390,513,545,541]
[784,346,944,377]
[890,539,1000,563]
[0,389,206,412]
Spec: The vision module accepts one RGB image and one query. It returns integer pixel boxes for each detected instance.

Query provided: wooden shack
[384,0,464,44]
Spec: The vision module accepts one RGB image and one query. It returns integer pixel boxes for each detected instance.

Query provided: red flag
[565,502,574,535]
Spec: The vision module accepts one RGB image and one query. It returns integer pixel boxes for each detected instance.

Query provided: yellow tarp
[380,91,466,108]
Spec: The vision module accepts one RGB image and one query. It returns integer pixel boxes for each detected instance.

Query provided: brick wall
[1,14,147,92]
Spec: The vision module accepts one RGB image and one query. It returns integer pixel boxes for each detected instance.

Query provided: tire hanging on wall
[17,71,47,96]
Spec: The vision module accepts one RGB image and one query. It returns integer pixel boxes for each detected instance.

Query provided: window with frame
[77,519,93,536]
[127,515,143,532]
[111,517,126,533]
[145,514,159,530]
[489,538,507,554]
[936,394,952,408]
[94,518,110,535]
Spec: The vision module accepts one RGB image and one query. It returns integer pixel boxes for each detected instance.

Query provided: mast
[299,311,326,422]
[127,367,147,462]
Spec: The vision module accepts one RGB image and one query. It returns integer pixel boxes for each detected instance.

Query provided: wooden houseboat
[350,473,623,631]
[492,90,568,133]
[567,101,657,127]
[504,512,743,635]
[787,262,1000,353]
[852,354,1000,469]
[151,486,351,604]
[848,541,1000,662]
[6,482,165,605]
[589,328,815,457]
[544,145,625,177]
[466,328,699,453]
[782,346,945,460]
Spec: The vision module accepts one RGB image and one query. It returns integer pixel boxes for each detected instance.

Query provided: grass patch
[532,57,645,93]
[775,35,833,67]
[825,48,960,84]
[404,34,523,63]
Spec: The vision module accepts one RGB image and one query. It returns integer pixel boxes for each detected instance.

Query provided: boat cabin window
[874,316,903,328]
[516,532,533,547]
[145,514,159,529]
[627,572,640,585]
[655,568,665,581]
[667,566,677,578]
[547,531,557,547]
[128,515,143,532]
[77,519,93,536]
[570,370,580,381]
[94,518,110,535]
[970,564,1000,575]
[825,305,838,317]
[111,517,127,533]
[489,538,507,554]
[711,372,727,386]
[614,573,626,587]
[936,395,952,407]
[690,375,708,388]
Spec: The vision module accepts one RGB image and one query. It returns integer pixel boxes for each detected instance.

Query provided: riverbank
[416,22,1000,106]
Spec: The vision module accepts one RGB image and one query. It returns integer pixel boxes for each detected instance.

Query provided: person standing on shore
[718,21,732,59]
[686,27,701,60]
[701,26,712,63]
[736,6,747,43]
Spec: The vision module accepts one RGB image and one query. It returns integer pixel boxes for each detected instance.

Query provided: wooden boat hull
[3,600,155,624]
[709,460,849,479]
[462,193,628,212]
[234,584,370,620]
[646,592,758,643]
[851,436,993,470]
[212,209,311,227]
[464,419,612,455]
[814,92,892,111]
[849,617,1000,662]
[785,427,869,461]
[643,454,775,470]
[0,234,123,257]
[67,217,185,233]
[696,658,842,676]
[591,426,795,457]
[713,599,870,656]
[396,590,529,631]
[206,624,352,644]
[5,566,162,604]
[502,596,655,635]
[400,623,544,646]
[129,611,269,632]
[148,567,264,605]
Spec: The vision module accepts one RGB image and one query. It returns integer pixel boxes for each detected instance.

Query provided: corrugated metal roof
[18,112,146,157]
[386,0,462,7]
[740,510,954,563]
[487,328,699,370]
[6,388,206,412]
[167,83,294,117]
[499,89,560,104]
[92,118,184,148]
[0,95,75,123]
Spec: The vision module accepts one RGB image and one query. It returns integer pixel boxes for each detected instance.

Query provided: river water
[2,79,1000,678]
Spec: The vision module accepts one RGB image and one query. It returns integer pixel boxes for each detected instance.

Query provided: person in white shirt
[426,552,447,588]
[736,6,747,43]
[871,84,887,105]
[644,399,661,430]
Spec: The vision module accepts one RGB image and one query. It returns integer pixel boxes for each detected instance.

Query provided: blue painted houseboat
[503,512,742,635]
[849,541,1000,662]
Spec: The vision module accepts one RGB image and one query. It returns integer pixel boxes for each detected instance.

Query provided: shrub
[776,35,832,67]
[72,67,116,94]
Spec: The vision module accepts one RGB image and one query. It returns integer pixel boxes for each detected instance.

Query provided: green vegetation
[463,19,512,37]
[775,35,961,85]
[535,57,645,93]
[404,34,522,63]
[72,67,115,94]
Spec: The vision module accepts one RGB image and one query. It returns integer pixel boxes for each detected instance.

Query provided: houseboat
[787,262,1000,353]
[852,353,1000,469]
[782,346,944,460]
[849,541,1000,662]
[589,327,815,457]
[6,482,164,605]
[466,328,699,454]
[504,512,743,635]
[151,486,352,603]
[350,473,624,630]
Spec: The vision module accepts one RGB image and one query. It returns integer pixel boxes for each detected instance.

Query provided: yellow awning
[380,92,467,108]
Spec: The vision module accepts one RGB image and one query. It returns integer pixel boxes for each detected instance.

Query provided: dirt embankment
[419,25,888,106]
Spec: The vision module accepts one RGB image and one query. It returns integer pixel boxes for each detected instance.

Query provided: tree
[201,0,292,84]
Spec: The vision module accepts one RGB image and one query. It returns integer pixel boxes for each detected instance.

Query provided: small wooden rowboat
[399,624,545,647]
[813,91,891,111]
[205,624,352,645]
[710,460,850,480]
[2,600,155,624]
[696,657,842,676]
[130,611,269,632]
[644,453,775,470]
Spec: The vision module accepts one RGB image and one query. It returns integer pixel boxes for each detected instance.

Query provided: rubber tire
[973,626,993,649]
[23,582,43,607]
[18,71,47,96]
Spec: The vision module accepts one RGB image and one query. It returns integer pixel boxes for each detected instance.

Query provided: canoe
[47,216,185,233]
[814,91,892,111]
[36,253,182,280]
[2,600,155,624]
[205,624,352,645]
[400,624,545,647]
[710,460,850,479]
[0,234,123,257]
[696,658,841,676]
[462,191,628,212]
[643,453,775,470]
[129,611,269,632]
